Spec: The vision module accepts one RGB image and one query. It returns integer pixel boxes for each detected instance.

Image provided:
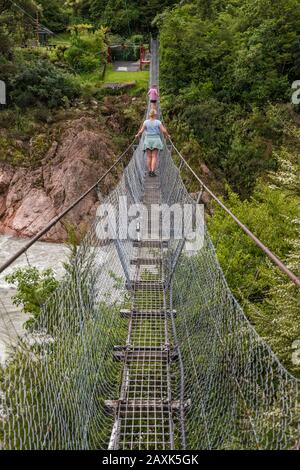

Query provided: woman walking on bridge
[148,84,159,110]
[135,109,170,177]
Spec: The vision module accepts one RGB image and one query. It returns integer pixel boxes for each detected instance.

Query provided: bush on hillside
[8,60,80,108]
[64,27,107,73]
[5,267,60,330]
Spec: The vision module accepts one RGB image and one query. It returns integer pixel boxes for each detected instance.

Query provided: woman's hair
[149,109,157,118]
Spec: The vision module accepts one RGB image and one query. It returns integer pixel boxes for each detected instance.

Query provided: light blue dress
[143,119,164,150]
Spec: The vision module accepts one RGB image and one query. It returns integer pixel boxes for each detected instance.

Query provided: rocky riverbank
[0,95,143,242]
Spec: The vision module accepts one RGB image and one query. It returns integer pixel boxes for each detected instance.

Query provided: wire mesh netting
[0,39,299,450]
[163,149,300,450]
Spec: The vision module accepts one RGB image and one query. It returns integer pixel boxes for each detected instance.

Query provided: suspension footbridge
[0,40,299,451]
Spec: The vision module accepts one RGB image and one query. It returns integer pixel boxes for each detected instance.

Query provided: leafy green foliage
[0,24,13,58]
[0,0,40,47]
[0,264,128,449]
[208,183,300,375]
[159,0,300,195]
[8,59,80,108]
[159,1,300,374]
[38,0,69,33]
[5,267,60,329]
[89,0,177,35]
[64,26,107,73]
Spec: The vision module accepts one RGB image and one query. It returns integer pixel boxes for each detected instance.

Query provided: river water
[0,235,70,365]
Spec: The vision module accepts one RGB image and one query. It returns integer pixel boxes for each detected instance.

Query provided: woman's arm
[160,123,170,139]
[135,123,146,139]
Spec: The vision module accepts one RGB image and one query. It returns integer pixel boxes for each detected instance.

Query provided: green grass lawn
[77,70,104,85]
[50,32,71,46]
[104,65,149,91]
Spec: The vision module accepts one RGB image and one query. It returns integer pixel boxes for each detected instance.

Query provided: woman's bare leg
[151,149,158,172]
[146,150,152,171]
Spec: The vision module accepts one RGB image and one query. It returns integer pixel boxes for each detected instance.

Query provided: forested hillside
[0,0,177,37]
[159,0,300,194]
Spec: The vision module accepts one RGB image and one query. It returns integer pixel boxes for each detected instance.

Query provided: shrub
[65,46,99,72]
[5,267,60,330]
[33,106,53,123]
[0,109,16,128]
[9,60,80,109]
[0,62,18,86]
[0,25,13,59]
[130,34,144,45]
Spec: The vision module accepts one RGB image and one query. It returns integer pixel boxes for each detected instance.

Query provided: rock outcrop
[0,116,119,242]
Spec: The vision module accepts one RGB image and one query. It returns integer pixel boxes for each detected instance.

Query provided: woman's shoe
[148,171,152,177]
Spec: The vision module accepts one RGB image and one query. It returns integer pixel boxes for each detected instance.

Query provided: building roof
[36,26,54,35]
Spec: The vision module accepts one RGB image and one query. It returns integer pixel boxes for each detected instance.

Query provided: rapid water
[0,235,70,365]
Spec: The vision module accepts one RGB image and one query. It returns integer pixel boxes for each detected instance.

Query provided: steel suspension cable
[7,0,54,35]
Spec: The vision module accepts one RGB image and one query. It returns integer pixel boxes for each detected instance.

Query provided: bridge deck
[109,169,176,450]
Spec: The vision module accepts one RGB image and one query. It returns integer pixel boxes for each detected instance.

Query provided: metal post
[196,185,204,204]
[95,183,102,202]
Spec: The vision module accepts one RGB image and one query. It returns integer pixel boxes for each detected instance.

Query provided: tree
[64,25,107,72]
[38,0,69,33]
[159,0,300,194]
[5,267,60,330]
[89,0,178,35]
[0,0,41,46]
